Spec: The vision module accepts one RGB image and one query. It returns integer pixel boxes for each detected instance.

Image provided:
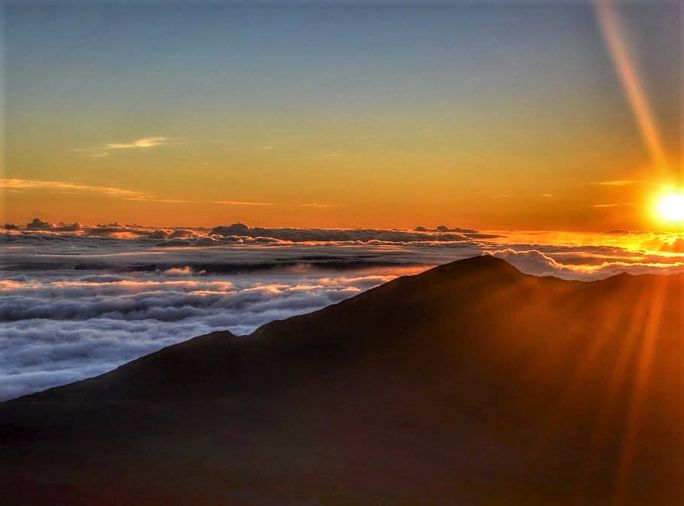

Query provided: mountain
[1,255,682,505]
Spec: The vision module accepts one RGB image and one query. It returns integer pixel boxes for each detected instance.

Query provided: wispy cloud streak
[0,178,147,199]
[0,178,195,204]
[2,181,330,208]
[75,136,169,158]
[591,202,634,208]
[592,180,641,187]
[105,136,167,150]
[211,200,276,207]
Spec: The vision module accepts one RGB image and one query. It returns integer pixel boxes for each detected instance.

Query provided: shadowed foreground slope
[1,256,682,505]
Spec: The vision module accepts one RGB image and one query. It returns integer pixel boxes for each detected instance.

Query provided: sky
[2,0,681,230]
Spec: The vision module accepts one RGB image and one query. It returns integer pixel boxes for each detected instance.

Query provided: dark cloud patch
[209,223,500,242]
[5,219,501,246]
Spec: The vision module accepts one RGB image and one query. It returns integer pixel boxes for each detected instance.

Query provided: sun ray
[595,0,669,173]
[572,289,651,503]
[612,274,670,505]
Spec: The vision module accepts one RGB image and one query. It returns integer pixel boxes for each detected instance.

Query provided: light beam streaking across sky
[595,0,670,175]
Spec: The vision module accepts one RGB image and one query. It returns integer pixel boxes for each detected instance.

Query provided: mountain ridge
[1,255,682,505]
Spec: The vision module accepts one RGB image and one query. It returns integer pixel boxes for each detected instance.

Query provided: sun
[655,190,684,224]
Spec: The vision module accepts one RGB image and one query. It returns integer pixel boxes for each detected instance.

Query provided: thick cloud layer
[1,222,683,400]
[0,269,413,400]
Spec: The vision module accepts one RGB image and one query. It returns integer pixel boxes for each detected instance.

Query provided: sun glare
[655,191,684,224]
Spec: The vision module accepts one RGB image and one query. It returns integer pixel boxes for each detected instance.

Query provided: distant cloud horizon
[3,218,683,280]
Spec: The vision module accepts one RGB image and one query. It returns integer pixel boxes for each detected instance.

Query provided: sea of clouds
[1,220,683,400]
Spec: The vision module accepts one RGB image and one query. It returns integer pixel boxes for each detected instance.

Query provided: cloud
[2,182,327,208]
[592,180,641,186]
[489,249,575,278]
[207,223,488,243]
[105,136,167,150]
[73,136,169,158]
[660,238,684,253]
[211,200,276,207]
[87,151,110,159]
[0,179,195,205]
[591,202,634,208]
[0,178,147,199]
[489,248,684,280]
[126,197,195,204]
[298,202,346,208]
[25,218,54,230]
[0,269,395,400]
[164,266,198,276]
[1,180,425,212]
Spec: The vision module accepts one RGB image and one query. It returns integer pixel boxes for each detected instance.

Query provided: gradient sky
[2,0,681,230]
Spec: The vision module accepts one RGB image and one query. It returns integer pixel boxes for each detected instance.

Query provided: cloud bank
[1,220,682,400]
[0,269,401,400]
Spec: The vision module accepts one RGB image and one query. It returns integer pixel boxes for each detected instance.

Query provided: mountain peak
[400,254,522,290]
[430,253,518,275]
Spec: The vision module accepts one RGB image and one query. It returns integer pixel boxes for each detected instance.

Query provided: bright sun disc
[656,191,684,224]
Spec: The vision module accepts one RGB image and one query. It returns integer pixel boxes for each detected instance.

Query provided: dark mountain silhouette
[1,256,682,505]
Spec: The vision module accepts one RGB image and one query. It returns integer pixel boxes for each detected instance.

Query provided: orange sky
[2,1,681,231]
